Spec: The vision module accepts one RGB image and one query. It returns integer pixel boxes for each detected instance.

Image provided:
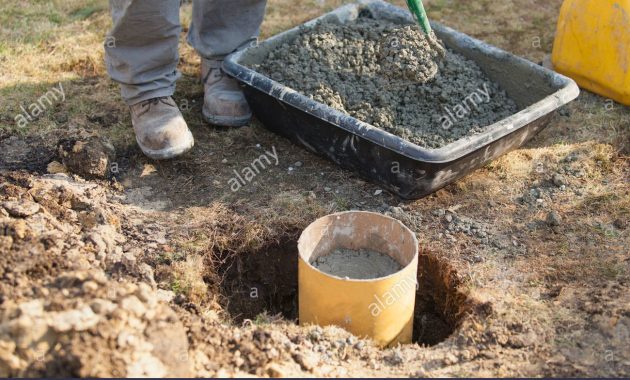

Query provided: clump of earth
[311,248,402,279]
[255,16,519,148]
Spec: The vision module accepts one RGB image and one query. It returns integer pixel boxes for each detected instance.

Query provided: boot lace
[203,60,226,86]
[137,96,173,116]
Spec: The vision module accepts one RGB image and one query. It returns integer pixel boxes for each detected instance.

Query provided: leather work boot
[130,96,194,160]
[201,58,252,127]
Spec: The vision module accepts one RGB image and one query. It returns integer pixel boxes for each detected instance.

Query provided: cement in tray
[254,16,519,149]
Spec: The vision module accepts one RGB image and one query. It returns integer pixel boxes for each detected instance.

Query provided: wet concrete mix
[254,16,519,148]
[311,248,403,279]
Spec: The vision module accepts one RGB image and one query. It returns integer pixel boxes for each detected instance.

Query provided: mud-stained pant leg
[187,0,267,59]
[105,0,181,105]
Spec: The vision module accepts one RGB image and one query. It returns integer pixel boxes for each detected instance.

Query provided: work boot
[201,58,252,127]
[130,96,194,160]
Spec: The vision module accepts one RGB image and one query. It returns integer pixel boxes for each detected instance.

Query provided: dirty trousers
[105,0,267,105]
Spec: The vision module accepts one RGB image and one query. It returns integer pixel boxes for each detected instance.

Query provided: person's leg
[188,0,267,127]
[188,0,267,59]
[105,0,182,105]
[105,0,194,159]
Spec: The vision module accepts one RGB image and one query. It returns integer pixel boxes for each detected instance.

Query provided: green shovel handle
[406,0,432,35]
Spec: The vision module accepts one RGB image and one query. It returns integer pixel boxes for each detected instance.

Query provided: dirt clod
[546,211,562,227]
[58,137,115,179]
[1,200,40,217]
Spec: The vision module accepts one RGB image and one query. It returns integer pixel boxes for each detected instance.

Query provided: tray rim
[223,0,580,164]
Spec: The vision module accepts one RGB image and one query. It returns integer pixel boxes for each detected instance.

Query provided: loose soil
[255,15,519,148]
[311,248,402,279]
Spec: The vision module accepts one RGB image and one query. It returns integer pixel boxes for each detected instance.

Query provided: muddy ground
[1,0,629,377]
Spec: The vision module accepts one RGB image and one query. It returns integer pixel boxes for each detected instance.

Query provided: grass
[171,255,208,304]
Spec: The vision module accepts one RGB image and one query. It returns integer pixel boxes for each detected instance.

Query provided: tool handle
[406,0,432,35]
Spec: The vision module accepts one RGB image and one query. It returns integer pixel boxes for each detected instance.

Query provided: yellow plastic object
[551,0,630,105]
[298,211,419,347]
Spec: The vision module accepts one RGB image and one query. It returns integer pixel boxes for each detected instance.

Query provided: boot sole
[202,109,252,127]
[136,130,195,160]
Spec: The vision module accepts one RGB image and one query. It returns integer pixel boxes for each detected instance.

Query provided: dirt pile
[255,16,518,148]
[0,172,190,377]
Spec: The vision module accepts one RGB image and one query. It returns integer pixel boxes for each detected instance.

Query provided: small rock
[413,369,427,377]
[374,189,383,196]
[6,219,28,239]
[81,281,99,293]
[0,235,13,251]
[173,293,187,305]
[138,263,157,288]
[443,352,459,365]
[18,299,45,317]
[388,349,404,365]
[120,295,147,317]
[613,218,626,230]
[51,306,101,332]
[293,352,318,371]
[308,327,322,341]
[266,363,288,378]
[546,211,562,227]
[136,283,156,307]
[221,158,228,164]
[140,164,157,177]
[444,214,453,223]
[86,232,108,257]
[432,209,446,217]
[530,188,542,198]
[551,173,566,187]
[90,299,116,315]
[1,200,40,217]
[294,161,303,167]
[564,152,579,162]
[157,289,176,303]
[126,353,168,377]
[47,161,68,174]
[354,341,365,350]
[324,187,332,192]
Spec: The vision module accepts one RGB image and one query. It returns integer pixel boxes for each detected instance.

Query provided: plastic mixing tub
[223,0,580,199]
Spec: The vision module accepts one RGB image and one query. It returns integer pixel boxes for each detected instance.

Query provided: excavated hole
[217,235,471,346]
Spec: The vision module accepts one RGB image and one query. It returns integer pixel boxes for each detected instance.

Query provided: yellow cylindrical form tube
[298,211,418,347]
